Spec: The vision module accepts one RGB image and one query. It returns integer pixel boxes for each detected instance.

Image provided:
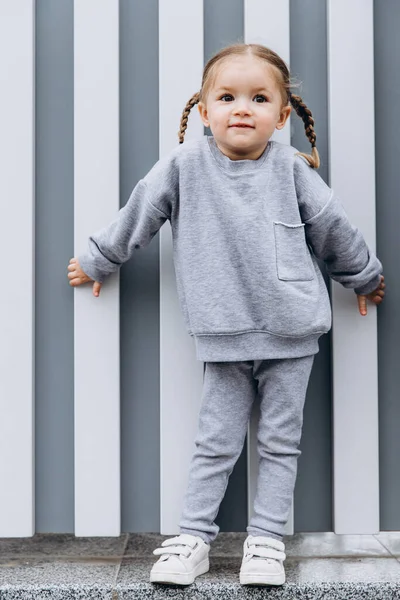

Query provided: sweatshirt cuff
[78,253,109,284]
[354,273,382,296]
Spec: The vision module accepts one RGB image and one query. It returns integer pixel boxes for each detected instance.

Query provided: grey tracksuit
[78,135,383,542]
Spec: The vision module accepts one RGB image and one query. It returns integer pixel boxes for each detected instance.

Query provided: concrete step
[0,532,400,599]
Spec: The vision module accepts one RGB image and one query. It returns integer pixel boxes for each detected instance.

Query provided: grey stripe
[290,0,332,532]
[35,0,74,533]
[374,0,400,531]
[120,0,160,532]
[204,0,244,63]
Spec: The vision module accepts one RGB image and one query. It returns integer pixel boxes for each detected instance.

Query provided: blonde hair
[178,43,320,169]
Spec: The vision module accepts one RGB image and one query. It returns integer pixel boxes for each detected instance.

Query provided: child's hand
[67,258,102,297]
[357,275,385,316]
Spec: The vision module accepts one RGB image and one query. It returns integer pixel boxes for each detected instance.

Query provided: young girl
[67,43,385,587]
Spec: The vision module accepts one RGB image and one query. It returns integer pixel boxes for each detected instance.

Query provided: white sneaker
[239,535,286,586]
[150,533,210,585]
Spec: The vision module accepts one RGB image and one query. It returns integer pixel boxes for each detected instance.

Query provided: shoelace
[245,536,286,565]
[153,534,200,562]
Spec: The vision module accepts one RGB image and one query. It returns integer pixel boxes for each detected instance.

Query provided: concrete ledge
[0,532,400,599]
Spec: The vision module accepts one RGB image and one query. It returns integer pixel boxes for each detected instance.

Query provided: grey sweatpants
[179,356,314,544]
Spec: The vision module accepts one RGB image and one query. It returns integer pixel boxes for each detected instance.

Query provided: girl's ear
[276,105,291,130]
[198,102,210,127]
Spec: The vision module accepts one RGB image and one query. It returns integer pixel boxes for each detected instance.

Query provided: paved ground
[1,531,400,598]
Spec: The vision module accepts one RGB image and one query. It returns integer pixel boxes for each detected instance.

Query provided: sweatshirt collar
[206,135,271,174]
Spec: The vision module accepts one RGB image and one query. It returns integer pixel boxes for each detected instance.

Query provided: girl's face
[198,55,291,161]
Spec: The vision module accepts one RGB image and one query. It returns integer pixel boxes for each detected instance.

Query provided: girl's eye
[254,94,268,103]
[220,94,233,102]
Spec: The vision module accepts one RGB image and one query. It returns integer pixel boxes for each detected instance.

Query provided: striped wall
[0,0,397,537]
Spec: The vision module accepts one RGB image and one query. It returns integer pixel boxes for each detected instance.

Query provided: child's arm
[68,153,178,295]
[294,156,384,307]
[79,179,170,281]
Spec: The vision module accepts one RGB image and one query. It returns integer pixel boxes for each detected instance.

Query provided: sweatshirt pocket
[273,221,314,281]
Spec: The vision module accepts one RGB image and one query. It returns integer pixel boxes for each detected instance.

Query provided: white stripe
[0,0,35,536]
[327,0,379,532]
[244,0,293,535]
[74,0,120,535]
[159,0,204,534]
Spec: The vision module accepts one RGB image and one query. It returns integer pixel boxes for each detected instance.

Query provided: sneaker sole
[150,557,209,585]
[239,571,285,586]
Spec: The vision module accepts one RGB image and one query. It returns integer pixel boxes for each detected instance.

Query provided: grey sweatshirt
[79,135,383,362]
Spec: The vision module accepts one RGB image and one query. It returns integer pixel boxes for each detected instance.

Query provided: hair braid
[178,92,201,143]
[289,93,320,168]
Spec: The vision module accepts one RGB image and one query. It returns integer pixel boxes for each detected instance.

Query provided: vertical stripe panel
[120,0,160,533]
[204,0,244,63]
[159,0,204,533]
[74,0,120,535]
[0,0,35,537]
[35,0,74,532]
[244,0,293,536]
[290,0,332,533]
[374,0,400,530]
[327,0,379,533]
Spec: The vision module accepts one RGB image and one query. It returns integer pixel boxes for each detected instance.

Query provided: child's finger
[369,292,384,301]
[69,277,81,286]
[93,281,102,297]
[357,294,367,316]
[67,270,83,280]
[371,289,385,301]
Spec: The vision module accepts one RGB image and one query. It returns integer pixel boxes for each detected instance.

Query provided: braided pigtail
[289,93,320,169]
[178,92,201,143]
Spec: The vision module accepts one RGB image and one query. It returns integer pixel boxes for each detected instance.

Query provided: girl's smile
[229,123,255,128]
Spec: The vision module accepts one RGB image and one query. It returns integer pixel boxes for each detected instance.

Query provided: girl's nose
[233,99,252,115]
